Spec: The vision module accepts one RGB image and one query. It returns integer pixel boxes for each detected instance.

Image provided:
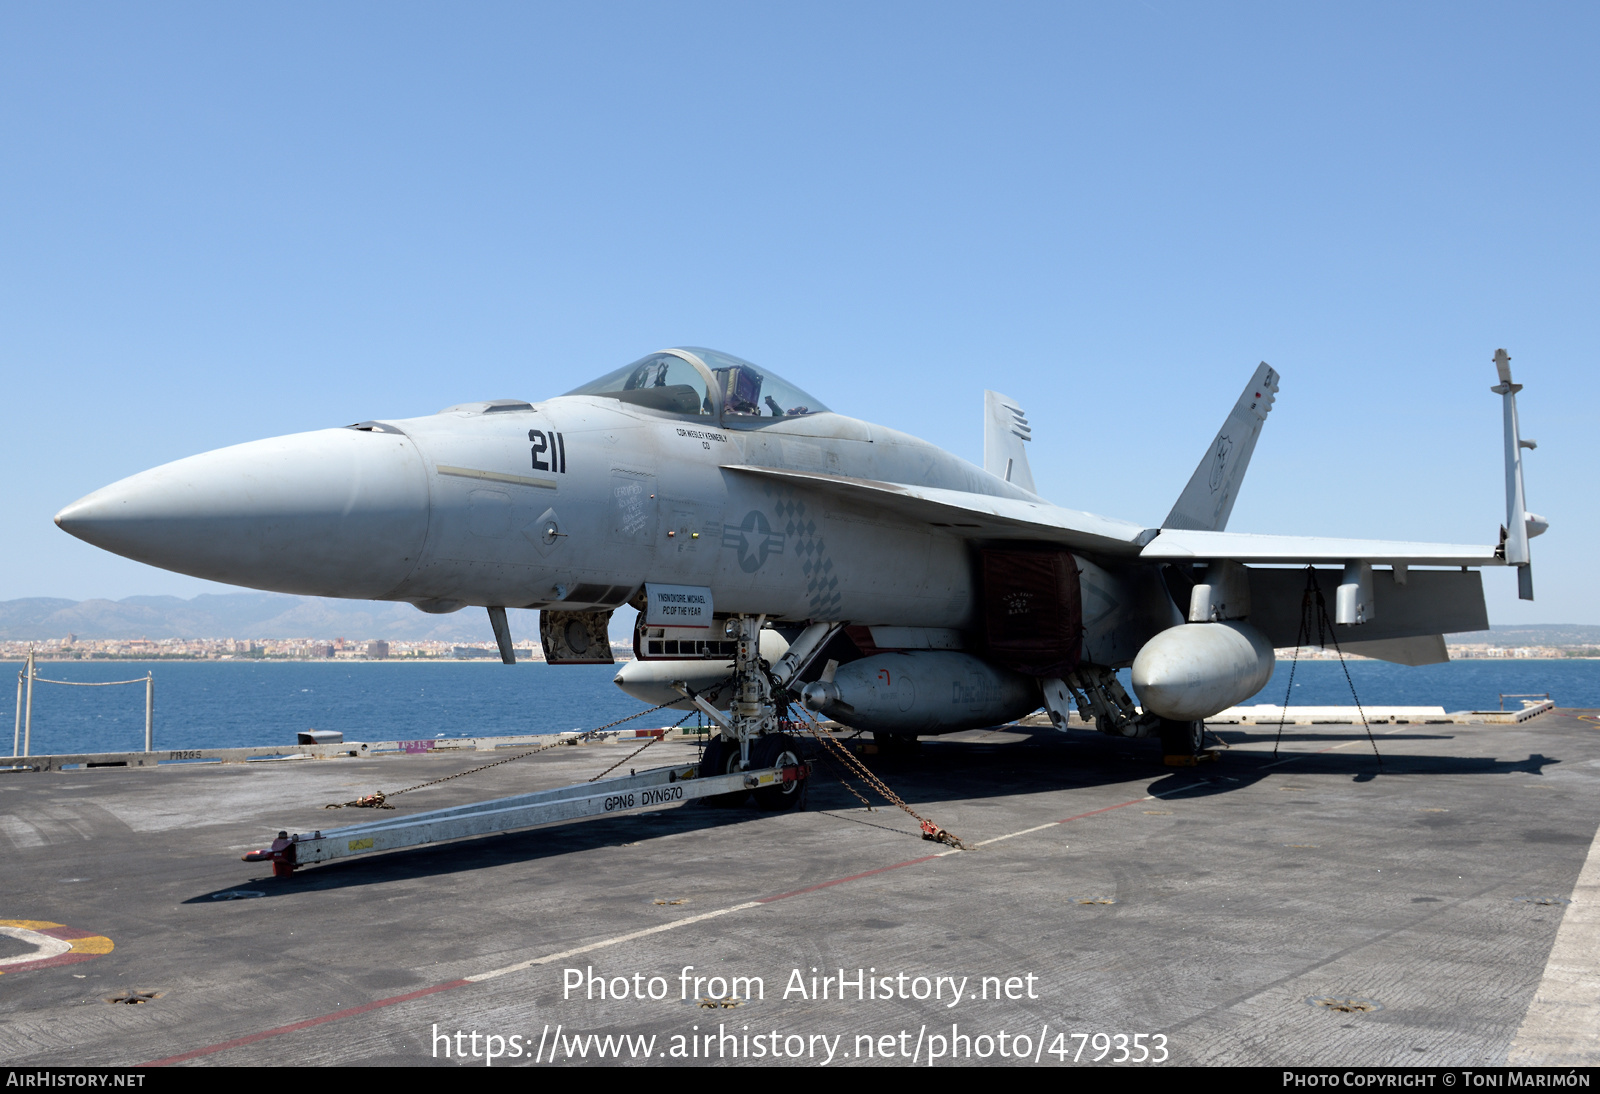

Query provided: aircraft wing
[1140,529,1501,567]
[720,465,1153,554]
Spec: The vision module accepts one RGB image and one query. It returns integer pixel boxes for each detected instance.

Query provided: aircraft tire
[750,734,804,811]
[1157,717,1203,758]
[699,735,750,808]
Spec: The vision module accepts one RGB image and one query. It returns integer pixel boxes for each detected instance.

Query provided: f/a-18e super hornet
[55,346,1543,803]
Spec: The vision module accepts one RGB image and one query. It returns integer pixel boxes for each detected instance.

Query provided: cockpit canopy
[564,347,829,421]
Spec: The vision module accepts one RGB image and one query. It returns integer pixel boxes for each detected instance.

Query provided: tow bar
[244,759,809,877]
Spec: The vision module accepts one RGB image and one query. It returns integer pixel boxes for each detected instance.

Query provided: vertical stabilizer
[983,391,1037,493]
[1162,363,1279,532]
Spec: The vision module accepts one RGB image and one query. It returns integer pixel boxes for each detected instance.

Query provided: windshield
[682,347,828,419]
[564,352,713,415]
[565,348,828,420]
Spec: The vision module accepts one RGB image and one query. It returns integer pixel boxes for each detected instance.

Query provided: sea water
[4,661,646,756]
[3,658,1597,757]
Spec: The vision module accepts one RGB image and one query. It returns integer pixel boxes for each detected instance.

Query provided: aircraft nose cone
[55,427,430,598]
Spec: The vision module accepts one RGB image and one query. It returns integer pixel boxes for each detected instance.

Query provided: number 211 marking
[529,430,567,473]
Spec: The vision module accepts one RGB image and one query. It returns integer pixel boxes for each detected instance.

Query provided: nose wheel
[749,734,804,811]
[690,616,811,810]
[698,735,751,808]
[698,733,805,810]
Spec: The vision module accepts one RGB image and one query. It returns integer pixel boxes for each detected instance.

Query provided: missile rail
[243,758,809,877]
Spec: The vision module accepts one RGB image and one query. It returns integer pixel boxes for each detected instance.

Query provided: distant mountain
[0,593,556,642]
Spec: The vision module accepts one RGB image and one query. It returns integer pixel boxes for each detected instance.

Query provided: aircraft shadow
[1148,751,1561,799]
[1208,730,1456,745]
[181,732,1564,899]
[805,731,1567,806]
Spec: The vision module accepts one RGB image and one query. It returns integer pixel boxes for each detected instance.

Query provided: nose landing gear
[748,734,803,810]
[685,616,838,812]
[697,735,752,808]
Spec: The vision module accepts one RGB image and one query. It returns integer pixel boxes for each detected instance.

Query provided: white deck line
[465,902,766,982]
[0,926,72,966]
[1507,819,1600,1064]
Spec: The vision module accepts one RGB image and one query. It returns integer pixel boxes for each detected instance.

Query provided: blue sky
[3,2,1594,625]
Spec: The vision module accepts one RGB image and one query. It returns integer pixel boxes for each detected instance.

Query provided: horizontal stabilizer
[720,465,1151,554]
[1339,634,1449,666]
[1245,567,1486,648]
[1164,363,1279,532]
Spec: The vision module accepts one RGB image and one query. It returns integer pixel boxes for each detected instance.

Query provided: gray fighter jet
[54,346,1543,793]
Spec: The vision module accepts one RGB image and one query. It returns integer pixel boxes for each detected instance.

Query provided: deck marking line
[1508,811,1600,1064]
[1160,874,1520,1041]
[2,951,104,973]
[0,920,114,975]
[756,856,945,902]
[140,780,1184,1062]
[1159,724,1512,1043]
[144,980,472,1066]
[972,822,1063,848]
[1243,720,1413,772]
[0,926,72,968]
[465,902,765,982]
[1056,795,1158,824]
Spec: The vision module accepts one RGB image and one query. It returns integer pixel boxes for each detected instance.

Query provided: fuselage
[57,385,1176,670]
[394,396,1035,625]
[56,347,1520,736]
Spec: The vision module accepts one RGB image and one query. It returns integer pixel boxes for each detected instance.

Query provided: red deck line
[38,926,99,941]
[144,980,471,1066]
[145,788,1153,1065]
[756,853,945,903]
[1058,796,1151,823]
[6,952,101,973]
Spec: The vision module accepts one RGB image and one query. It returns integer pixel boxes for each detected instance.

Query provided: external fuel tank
[1129,621,1275,721]
[801,650,1039,735]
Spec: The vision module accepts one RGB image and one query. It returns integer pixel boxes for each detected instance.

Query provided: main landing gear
[1156,717,1216,766]
[1039,667,1217,766]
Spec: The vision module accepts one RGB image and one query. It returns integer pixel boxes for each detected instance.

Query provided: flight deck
[2,709,1597,1068]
